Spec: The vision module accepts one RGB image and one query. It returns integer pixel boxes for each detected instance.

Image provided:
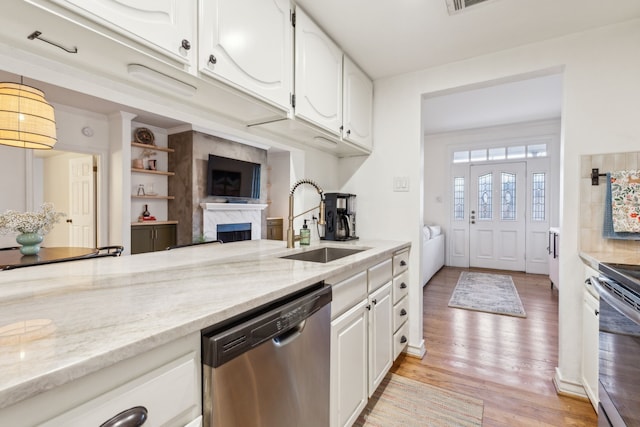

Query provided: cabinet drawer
[368,259,392,293]
[393,296,409,333]
[393,249,409,276]
[42,353,199,427]
[393,270,409,304]
[331,271,367,319]
[393,322,409,361]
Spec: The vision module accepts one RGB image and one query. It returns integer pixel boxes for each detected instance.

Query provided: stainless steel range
[592,263,640,427]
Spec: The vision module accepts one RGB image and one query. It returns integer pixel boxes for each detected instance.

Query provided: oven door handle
[591,276,640,325]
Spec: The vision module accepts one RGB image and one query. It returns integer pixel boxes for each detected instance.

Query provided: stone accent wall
[169,131,268,244]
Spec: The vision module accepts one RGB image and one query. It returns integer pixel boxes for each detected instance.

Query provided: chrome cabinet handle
[372,299,377,305]
[400,260,407,266]
[366,304,371,311]
[181,39,191,50]
[209,54,217,65]
[400,335,407,344]
[400,282,407,289]
[100,406,147,427]
[400,309,407,316]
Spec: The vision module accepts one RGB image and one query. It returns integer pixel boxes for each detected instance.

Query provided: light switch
[393,176,409,192]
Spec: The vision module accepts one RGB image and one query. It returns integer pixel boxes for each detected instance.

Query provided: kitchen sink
[280,247,367,263]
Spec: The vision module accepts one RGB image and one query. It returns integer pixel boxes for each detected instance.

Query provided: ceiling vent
[446,0,493,14]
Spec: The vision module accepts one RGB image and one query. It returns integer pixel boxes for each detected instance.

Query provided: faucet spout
[287,179,325,248]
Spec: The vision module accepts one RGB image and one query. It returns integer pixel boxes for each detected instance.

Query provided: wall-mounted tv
[206,154,261,200]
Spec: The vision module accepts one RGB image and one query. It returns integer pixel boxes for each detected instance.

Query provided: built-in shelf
[132,195,175,200]
[131,167,175,176]
[131,142,174,153]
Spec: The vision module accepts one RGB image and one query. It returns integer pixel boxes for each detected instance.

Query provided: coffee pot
[323,193,357,241]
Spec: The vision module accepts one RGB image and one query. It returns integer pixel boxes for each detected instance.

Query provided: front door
[469,162,526,271]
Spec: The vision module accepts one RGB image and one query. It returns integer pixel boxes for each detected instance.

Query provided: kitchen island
[0,239,409,425]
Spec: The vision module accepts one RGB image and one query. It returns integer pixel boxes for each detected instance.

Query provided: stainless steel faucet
[287,179,326,248]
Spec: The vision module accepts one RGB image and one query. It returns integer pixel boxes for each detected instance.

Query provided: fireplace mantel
[201,203,269,212]
[201,203,268,240]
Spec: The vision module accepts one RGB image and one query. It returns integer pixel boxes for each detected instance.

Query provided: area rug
[448,271,526,317]
[354,373,484,427]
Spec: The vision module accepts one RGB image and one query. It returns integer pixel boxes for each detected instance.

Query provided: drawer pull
[400,335,407,344]
[100,406,148,427]
[400,309,407,316]
[400,260,407,266]
[400,282,407,289]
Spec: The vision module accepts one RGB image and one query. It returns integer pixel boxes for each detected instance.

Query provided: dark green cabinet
[131,223,177,254]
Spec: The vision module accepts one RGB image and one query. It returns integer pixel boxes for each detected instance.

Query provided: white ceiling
[295,0,640,80]
[422,73,563,134]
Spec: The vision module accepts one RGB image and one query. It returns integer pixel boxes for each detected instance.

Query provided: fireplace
[217,223,251,242]
[201,203,268,241]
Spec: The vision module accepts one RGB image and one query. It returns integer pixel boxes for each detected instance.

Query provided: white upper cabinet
[48,0,196,68]
[343,56,373,149]
[199,0,293,112]
[294,7,343,136]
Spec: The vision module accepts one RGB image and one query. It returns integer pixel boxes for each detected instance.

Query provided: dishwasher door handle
[273,320,306,347]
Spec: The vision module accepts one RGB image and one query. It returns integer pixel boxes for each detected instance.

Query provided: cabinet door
[131,226,154,254]
[154,224,177,251]
[199,0,293,111]
[330,300,368,427]
[368,282,392,397]
[50,0,196,66]
[582,287,599,409]
[342,56,373,149]
[294,7,342,135]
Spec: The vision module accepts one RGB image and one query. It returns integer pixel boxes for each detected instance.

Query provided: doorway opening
[34,150,98,248]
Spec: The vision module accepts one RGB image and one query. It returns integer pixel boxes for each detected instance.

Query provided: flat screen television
[206,154,261,200]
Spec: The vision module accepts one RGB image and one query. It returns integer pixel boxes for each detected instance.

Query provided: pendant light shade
[0,82,57,149]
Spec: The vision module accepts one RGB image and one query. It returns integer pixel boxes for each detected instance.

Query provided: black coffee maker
[324,193,357,241]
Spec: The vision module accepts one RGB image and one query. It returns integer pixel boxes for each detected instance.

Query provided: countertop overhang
[0,239,409,409]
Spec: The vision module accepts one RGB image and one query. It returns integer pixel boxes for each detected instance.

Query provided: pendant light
[0,78,57,149]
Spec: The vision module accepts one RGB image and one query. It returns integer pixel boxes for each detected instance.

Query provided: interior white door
[69,156,95,248]
[469,162,526,271]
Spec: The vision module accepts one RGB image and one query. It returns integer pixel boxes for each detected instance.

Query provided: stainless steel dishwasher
[202,283,332,427]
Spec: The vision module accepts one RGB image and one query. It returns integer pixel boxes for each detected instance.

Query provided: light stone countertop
[579,250,640,270]
[0,239,410,409]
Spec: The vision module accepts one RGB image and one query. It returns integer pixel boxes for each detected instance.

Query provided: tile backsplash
[580,151,640,254]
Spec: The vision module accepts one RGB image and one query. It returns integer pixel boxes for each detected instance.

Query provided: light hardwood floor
[390,266,598,426]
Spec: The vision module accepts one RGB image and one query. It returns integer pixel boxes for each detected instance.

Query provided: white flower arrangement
[0,203,66,235]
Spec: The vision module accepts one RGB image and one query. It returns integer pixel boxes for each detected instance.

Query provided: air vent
[446,0,493,14]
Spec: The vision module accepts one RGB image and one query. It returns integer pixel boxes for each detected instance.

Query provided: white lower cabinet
[368,282,393,396]
[331,299,369,427]
[0,333,201,427]
[582,268,599,410]
[329,257,396,427]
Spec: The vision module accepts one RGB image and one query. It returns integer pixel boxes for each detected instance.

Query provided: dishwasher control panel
[202,283,332,368]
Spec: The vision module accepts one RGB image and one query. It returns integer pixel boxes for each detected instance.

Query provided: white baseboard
[405,339,426,359]
[553,367,588,398]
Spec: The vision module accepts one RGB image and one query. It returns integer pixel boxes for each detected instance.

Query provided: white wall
[343,19,640,393]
